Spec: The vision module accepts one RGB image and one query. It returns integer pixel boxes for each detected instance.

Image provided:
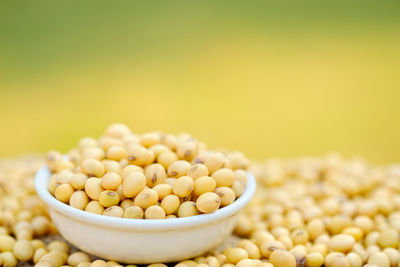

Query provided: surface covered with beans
[2,152,400,266]
[47,124,249,219]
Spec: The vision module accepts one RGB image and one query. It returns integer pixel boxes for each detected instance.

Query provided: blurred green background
[1,1,400,163]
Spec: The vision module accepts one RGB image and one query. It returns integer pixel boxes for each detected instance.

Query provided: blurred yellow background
[1,1,400,163]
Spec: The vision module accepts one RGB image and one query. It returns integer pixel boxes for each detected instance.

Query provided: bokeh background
[1,1,400,163]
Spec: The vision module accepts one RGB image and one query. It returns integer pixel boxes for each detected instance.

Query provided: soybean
[103,206,124,217]
[101,172,122,190]
[144,164,166,187]
[172,176,194,198]
[98,190,120,208]
[167,160,191,178]
[196,192,221,214]
[215,187,235,207]
[122,172,146,198]
[69,191,89,210]
[193,176,216,196]
[144,205,166,219]
[178,201,200,217]
[123,206,144,219]
[133,188,158,209]
[160,195,180,215]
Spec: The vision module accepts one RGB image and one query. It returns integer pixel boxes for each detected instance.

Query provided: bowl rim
[35,166,256,230]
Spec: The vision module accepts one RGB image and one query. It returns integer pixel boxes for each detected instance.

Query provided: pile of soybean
[47,124,249,218]
[1,154,400,267]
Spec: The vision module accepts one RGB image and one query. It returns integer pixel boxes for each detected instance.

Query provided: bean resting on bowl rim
[46,123,249,219]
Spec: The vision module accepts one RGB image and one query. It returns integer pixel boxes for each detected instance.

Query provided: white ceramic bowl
[35,167,256,264]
